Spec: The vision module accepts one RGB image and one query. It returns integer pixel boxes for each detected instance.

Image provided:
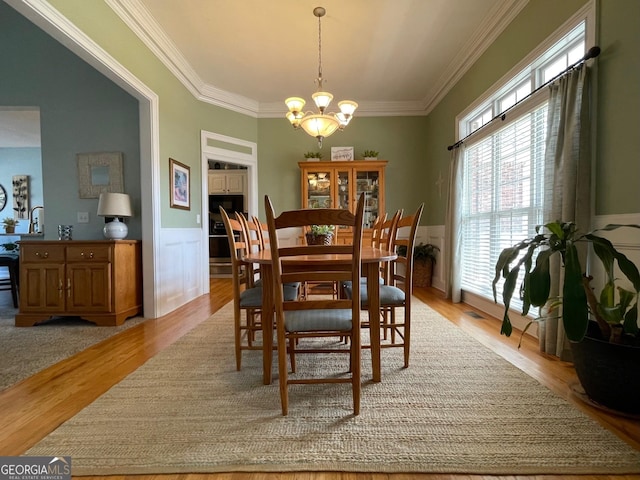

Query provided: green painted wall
[596,0,640,214]
[256,116,429,219]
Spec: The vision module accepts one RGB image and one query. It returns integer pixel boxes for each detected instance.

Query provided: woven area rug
[0,308,146,391]
[27,300,640,475]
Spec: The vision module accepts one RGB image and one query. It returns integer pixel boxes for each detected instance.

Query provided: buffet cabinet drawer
[20,244,66,263]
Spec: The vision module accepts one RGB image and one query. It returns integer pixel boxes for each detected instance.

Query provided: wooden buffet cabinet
[299,160,386,243]
[16,240,142,327]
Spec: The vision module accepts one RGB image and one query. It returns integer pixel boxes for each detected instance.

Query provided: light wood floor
[0,279,638,480]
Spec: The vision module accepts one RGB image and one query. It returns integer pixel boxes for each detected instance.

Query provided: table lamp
[97,192,133,239]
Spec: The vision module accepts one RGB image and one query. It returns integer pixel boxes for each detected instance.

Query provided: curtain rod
[447,45,601,151]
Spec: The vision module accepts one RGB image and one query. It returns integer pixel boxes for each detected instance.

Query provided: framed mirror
[77,152,124,198]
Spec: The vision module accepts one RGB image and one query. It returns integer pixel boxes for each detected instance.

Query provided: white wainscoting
[156,227,206,317]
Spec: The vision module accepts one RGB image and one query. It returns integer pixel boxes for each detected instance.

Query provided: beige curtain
[444,144,464,303]
[538,65,592,359]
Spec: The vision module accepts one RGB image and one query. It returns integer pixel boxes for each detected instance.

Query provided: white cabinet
[208,171,246,194]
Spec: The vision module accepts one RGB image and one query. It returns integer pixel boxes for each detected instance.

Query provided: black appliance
[209,194,245,233]
[208,194,245,268]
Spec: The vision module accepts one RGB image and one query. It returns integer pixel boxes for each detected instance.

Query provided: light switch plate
[77,212,89,223]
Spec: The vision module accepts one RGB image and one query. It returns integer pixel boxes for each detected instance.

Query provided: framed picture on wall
[170,158,190,210]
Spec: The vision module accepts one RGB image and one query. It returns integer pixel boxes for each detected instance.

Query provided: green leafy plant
[362,150,379,158]
[2,217,18,227]
[304,151,323,159]
[309,224,334,235]
[492,221,640,345]
[1,242,18,252]
[398,242,439,263]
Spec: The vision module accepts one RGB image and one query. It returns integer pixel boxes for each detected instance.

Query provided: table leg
[366,262,381,382]
[261,265,274,385]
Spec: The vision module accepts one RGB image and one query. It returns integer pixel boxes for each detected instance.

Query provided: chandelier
[285,6,358,148]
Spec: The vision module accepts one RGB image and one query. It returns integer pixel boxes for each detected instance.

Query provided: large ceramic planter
[569,321,640,415]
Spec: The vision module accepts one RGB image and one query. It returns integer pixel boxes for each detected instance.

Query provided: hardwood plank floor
[0,279,638,480]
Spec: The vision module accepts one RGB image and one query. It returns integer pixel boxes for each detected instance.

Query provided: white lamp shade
[338,100,358,116]
[285,97,306,114]
[299,114,340,138]
[97,193,133,218]
[97,193,132,240]
[311,91,333,111]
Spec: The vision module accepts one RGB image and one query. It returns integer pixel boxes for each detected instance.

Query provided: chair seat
[284,308,353,332]
[343,284,405,307]
[240,285,298,307]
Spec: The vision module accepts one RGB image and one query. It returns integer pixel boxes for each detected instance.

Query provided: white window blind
[460,103,548,308]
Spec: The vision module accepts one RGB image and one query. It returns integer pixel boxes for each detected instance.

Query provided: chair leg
[403,304,411,368]
[289,337,297,373]
[234,307,242,371]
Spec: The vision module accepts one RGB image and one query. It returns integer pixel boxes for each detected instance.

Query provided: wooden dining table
[243,246,397,385]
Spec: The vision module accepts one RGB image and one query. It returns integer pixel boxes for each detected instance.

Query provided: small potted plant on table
[492,221,640,414]
[305,224,335,245]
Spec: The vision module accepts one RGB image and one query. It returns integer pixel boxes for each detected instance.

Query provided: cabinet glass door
[305,170,332,209]
[355,170,380,228]
[336,170,350,210]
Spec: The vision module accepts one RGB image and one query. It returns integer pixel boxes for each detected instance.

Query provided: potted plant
[492,221,640,414]
[305,224,335,245]
[1,242,19,252]
[398,242,440,287]
[2,217,18,234]
[304,151,323,161]
[362,150,379,160]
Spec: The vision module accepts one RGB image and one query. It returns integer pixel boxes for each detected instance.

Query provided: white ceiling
[112,0,529,117]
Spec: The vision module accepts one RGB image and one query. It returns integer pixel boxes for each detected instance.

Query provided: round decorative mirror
[0,184,7,212]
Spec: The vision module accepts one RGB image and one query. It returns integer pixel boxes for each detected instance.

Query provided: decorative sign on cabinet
[299,160,386,244]
[16,240,142,327]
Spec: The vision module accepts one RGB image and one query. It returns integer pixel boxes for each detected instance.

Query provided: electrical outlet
[77,212,89,223]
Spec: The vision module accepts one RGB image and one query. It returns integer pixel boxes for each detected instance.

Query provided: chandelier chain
[317,12,323,87]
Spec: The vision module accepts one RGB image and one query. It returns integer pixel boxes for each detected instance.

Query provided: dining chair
[220,206,263,370]
[252,216,269,250]
[345,203,423,368]
[235,212,264,286]
[369,213,386,248]
[265,194,366,416]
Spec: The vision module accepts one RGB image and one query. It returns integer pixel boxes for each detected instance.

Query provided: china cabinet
[16,240,142,327]
[299,160,386,243]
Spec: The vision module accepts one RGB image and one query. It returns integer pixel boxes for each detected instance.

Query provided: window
[457,19,588,309]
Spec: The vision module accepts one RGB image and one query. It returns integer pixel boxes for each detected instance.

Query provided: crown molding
[421,0,529,114]
[107,0,528,119]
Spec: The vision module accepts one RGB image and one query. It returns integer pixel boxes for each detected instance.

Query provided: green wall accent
[596,0,640,214]
[256,116,428,219]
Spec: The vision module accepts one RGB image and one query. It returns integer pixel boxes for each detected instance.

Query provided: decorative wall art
[330,146,354,161]
[170,158,190,210]
[12,175,29,219]
[77,152,124,199]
